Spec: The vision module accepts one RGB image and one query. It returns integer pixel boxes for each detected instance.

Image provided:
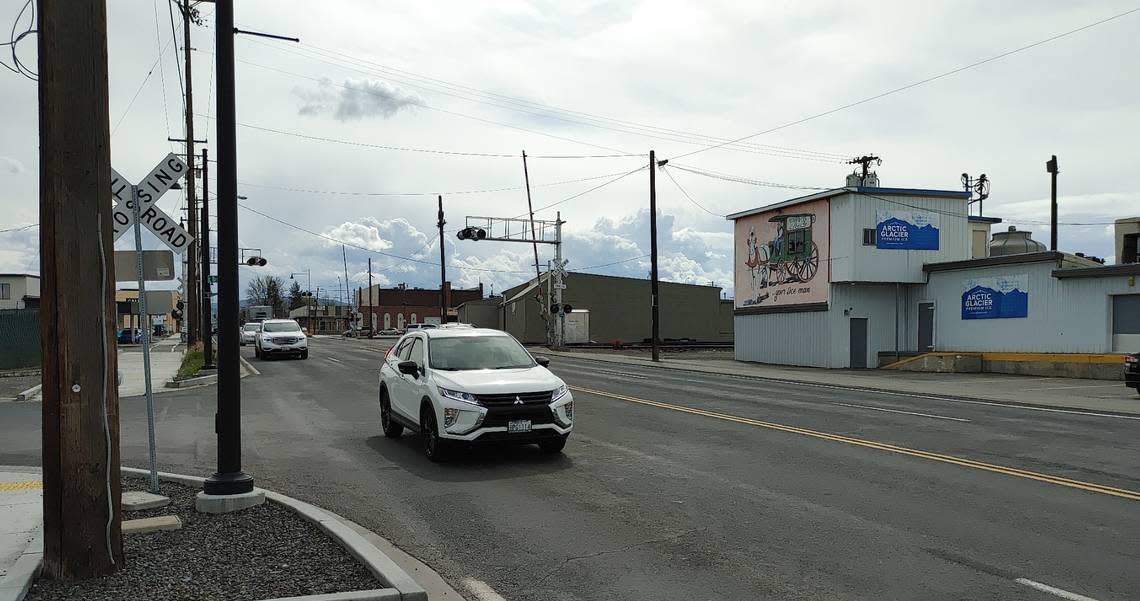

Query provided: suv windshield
[263,322,301,333]
[429,336,535,370]
[243,324,260,331]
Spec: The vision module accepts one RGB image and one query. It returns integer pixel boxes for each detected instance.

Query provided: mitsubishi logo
[514,395,523,405]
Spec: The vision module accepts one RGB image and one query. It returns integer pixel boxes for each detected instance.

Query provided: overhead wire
[668,5,1140,162]
[661,166,724,217]
[151,0,173,142]
[4,0,36,80]
[245,38,852,164]
[250,37,851,163]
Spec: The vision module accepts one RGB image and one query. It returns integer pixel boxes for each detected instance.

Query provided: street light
[290,270,311,332]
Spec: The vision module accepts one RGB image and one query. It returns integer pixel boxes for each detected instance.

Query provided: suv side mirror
[534,356,551,368]
[397,360,420,377]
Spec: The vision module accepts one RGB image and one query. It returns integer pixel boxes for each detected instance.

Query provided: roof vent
[989,226,1046,256]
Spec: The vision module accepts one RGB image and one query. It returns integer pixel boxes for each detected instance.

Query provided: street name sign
[110,153,194,253]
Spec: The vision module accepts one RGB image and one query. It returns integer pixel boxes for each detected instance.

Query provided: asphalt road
[2,337,1138,601]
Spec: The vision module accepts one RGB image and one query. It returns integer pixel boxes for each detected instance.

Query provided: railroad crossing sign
[110,153,193,253]
[551,258,569,277]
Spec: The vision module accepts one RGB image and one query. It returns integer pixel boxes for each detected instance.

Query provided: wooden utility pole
[38,0,123,578]
[367,257,373,337]
[649,150,661,362]
[178,0,199,346]
[199,148,215,368]
[1047,155,1059,251]
[438,196,447,323]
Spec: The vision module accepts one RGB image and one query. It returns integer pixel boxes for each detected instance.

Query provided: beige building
[0,274,39,310]
[465,273,733,345]
[115,289,182,332]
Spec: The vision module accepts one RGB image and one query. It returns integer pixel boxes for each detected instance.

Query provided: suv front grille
[482,405,556,428]
[475,390,553,406]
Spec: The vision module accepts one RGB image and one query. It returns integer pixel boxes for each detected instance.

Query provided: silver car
[240,322,261,346]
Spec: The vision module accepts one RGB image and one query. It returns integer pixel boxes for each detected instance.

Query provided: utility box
[564,309,590,344]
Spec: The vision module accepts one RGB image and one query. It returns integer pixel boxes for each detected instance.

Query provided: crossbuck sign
[110,153,194,253]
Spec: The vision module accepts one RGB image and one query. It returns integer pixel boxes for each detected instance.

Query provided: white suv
[377,328,573,461]
[255,319,309,360]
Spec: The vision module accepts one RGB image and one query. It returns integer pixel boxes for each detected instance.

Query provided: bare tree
[246,275,286,317]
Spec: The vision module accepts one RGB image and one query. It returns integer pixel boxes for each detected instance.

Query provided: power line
[524,165,648,217]
[151,0,173,142]
[112,46,171,136]
[0,223,38,234]
[668,6,1140,162]
[668,163,829,191]
[225,169,639,197]
[257,38,851,163]
[225,120,641,159]
[661,166,724,217]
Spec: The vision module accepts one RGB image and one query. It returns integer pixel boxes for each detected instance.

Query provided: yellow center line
[569,385,1140,502]
[0,480,43,492]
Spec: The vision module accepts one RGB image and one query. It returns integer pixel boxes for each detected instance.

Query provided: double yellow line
[570,385,1140,502]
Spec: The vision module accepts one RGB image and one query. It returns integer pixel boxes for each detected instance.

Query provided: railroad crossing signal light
[550,303,574,314]
[456,227,487,241]
[563,304,573,314]
[172,300,185,321]
[245,256,267,267]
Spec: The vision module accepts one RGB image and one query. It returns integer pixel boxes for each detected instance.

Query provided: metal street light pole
[203,0,253,498]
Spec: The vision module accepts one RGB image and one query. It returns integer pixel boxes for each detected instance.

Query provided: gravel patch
[0,374,39,400]
[25,477,382,601]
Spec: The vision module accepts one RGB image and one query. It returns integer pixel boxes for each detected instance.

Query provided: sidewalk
[118,335,183,398]
[0,469,41,601]
[537,349,1140,416]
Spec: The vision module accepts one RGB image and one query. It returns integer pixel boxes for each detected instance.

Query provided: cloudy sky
[2,1,1138,300]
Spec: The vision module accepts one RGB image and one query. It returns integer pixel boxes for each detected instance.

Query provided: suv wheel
[254,345,261,359]
[300,350,309,360]
[380,390,403,438]
[421,405,449,462]
[538,435,568,454]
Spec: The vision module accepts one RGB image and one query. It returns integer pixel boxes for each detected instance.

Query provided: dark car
[1126,353,1140,397]
[117,328,141,344]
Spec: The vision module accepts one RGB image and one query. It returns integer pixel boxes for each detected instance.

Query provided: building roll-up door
[1112,294,1140,352]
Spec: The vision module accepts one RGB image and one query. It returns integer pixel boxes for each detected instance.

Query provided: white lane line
[1014,578,1101,601]
[581,368,649,379]
[461,578,508,601]
[326,357,342,364]
[558,356,1140,421]
[831,402,970,422]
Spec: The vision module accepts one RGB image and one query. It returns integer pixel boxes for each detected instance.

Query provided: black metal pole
[438,196,447,323]
[649,150,660,363]
[204,0,253,496]
[200,148,214,369]
[1047,155,1059,251]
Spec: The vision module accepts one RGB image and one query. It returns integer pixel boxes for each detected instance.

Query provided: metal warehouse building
[458,272,733,345]
[729,179,1140,370]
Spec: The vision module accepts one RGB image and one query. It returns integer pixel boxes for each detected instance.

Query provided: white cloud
[0,156,25,174]
[294,78,421,122]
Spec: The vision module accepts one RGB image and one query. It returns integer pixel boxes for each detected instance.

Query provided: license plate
[508,420,532,433]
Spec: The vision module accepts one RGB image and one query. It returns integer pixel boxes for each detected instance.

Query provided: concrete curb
[15,384,40,402]
[164,374,217,388]
[542,349,1140,418]
[161,357,258,390]
[120,468,425,601]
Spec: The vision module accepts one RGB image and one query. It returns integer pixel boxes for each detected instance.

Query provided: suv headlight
[552,383,568,402]
[438,387,480,406]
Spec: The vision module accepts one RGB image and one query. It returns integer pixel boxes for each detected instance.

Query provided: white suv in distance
[239,322,261,346]
[255,319,309,360]
[378,328,572,461]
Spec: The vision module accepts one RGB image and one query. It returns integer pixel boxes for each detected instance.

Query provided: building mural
[735,198,830,309]
[875,208,940,250]
[961,274,1028,319]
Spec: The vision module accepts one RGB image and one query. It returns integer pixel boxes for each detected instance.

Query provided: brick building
[356,282,483,331]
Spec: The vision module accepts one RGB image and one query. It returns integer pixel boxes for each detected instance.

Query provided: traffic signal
[245,256,267,266]
[172,299,185,321]
[456,227,487,241]
[550,303,574,315]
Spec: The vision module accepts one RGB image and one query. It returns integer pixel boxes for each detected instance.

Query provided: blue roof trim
[967,215,1003,223]
[855,186,971,199]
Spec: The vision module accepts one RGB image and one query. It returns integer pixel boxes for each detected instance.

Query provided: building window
[384,313,391,329]
[397,313,405,329]
[410,312,417,324]
[0,283,8,299]
[862,228,876,246]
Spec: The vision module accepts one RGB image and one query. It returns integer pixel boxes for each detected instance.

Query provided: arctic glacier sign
[875,209,939,250]
[962,274,1028,320]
